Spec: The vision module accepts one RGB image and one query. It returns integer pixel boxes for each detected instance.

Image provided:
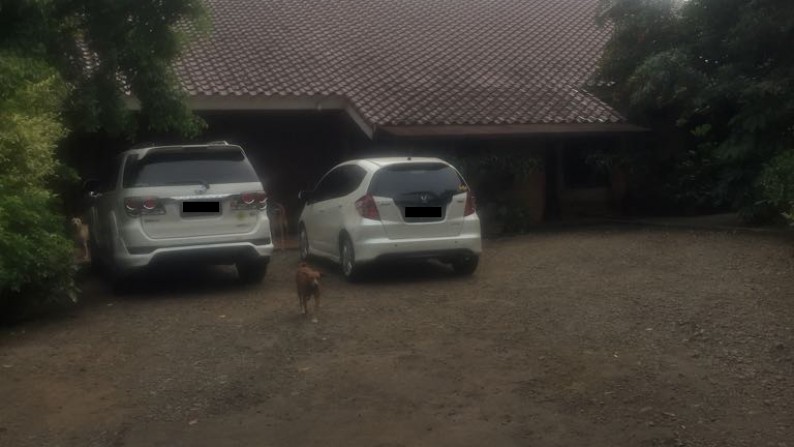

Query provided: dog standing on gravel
[71,217,90,262]
[296,262,323,323]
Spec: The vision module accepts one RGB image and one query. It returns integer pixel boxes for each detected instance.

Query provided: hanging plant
[585,148,633,174]
[454,149,545,181]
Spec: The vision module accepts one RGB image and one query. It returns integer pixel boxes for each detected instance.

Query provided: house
[120,0,646,227]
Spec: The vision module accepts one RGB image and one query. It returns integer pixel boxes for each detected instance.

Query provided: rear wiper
[165,180,210,189]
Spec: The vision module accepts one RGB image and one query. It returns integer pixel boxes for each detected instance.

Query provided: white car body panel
[87,143,274,274]
[298,157,482,267]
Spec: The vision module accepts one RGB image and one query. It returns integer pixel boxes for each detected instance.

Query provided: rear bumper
[111,211,274,271]
[113,239,273,270]
[373,248,478,262]
[352,217,482,263]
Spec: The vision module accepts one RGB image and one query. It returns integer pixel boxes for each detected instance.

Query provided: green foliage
[0,0,207,319]
[0,188,79,315]
[596,0,794,221]
[449,149,544,181]
[0,0,207,137]
[757,150,794,225]
[585,148,632,174]
[0,52,77,318]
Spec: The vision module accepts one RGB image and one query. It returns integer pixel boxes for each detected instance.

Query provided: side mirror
[83,178,101,194]
[298,190,311,203]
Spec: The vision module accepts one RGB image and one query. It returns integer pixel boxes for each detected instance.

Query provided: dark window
[368,163,465,200]
[311,165,367,203]
[102,155,124,192]
[339,165,367,197]
[311,168,346,203]
[563,147,609,188]
[122,149,259,188]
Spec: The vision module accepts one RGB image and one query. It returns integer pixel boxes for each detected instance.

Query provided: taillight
[124,197,165,217]
[464,191,476,216]
[354,194,381,220]
[233,191,267,210]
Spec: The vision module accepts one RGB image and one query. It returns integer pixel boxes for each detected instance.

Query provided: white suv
[86,142,274,288]
[297,157,482,280]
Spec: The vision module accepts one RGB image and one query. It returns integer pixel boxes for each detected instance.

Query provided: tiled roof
[177,0,623,127]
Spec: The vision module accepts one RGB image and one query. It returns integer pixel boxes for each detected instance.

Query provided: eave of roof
[380,123,648,138]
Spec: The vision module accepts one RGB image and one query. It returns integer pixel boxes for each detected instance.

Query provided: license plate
[182,201,220,214]
[404,206,442,218]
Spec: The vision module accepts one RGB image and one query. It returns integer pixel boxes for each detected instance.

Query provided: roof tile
[176,0,623,126]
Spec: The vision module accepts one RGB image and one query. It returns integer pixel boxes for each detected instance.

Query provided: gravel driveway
[1,226,793,447]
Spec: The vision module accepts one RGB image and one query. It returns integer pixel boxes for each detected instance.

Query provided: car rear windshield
[368,163,466,199]
[122,149,259,188]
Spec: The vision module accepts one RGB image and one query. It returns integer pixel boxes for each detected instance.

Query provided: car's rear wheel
[299,225,310,261]
[340,235,362,281]
[89,236,103,274]
[105,243,132,295]
[237,259,268,284]
[451,255,479,276]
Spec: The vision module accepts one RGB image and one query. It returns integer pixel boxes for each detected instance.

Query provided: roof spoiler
[136,141,240,160]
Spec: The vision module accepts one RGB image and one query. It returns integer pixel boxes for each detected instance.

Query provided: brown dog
[296,262,323,322]
[268,201,288,250]
[71,217,90,262]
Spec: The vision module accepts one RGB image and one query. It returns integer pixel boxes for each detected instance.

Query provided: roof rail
[206,140,229,145]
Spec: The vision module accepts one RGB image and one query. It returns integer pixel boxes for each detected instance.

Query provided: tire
[451,255,479,276]
[106,243,131,295]
[339,235,363,282]
[299,225,310,261]
[89,236,103,274]
[110,265,134,296]
[237,259,269,284]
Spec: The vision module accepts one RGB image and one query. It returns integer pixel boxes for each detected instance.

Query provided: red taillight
[355,194,381,220]
[241,192,255,205]
[234,191,267,210]
[125,197,163,216]
[464,191,476,216]
[124,197,140,213]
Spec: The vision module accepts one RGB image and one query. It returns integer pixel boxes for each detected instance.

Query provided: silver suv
[86,142,274,287]
[298,157,482,280]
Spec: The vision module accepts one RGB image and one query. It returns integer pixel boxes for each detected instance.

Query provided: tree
[0,0,206,318]
[595,0,794,222]
[0,0,206,137]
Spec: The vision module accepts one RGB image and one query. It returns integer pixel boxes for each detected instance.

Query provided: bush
[0,52,77,320]
[0,187,78,317]
[757,150,794,225]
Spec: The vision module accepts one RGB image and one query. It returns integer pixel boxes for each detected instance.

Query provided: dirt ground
[1,226,793,447]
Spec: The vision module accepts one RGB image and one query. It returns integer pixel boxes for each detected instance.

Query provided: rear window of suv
[122,149,259,188]
[368,162,466,199]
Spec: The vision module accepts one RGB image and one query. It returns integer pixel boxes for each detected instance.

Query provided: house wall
[64,110,367,230]
[65,110,641,234]
[370,133,633,226]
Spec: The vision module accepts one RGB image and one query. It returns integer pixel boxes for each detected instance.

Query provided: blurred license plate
[182,201,220,214]
[404,206,441,218]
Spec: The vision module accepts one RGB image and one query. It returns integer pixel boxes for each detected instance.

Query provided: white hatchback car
[297,157,482,280]
[85,142,274,288]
